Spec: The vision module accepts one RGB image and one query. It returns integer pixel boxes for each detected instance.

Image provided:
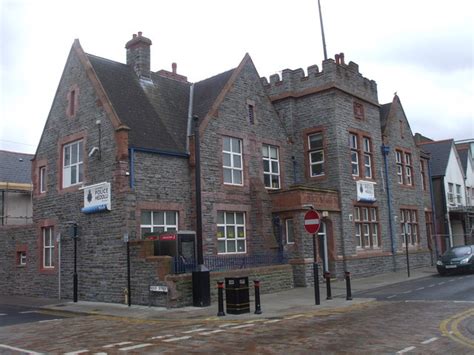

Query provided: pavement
[0,266,439,322]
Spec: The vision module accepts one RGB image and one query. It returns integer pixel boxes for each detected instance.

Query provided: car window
[446,246,472,257]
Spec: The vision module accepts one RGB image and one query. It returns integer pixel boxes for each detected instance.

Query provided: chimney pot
[172,62,177,74]
[340,53,345,65]
[133,33,137,38]
[138,31,142,37]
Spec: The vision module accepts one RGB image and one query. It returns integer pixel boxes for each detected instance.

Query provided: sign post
[304,209,321,305]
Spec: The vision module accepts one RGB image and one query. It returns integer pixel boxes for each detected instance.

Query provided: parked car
[436,245,474,275]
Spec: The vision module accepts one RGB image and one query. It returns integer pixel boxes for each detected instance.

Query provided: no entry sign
[304,209,321,234]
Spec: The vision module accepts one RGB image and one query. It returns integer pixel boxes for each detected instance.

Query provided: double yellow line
[440,307,474,349]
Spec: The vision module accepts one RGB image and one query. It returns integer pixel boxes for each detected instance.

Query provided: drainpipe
[382,145,396,270]
[440,177,452,249]
[186,84,195,153]
[129,148,135,189]
[427,159,439,258]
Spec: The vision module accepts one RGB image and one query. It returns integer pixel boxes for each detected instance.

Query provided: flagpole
[318,0,328,60]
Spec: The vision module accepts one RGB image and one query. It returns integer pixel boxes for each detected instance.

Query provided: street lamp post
[72,223,78,303]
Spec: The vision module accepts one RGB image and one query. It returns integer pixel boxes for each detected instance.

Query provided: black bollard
[254,280,262,314]
[345,271,352,300]
[314,263,320,305]
[324,272,332,300]
[217,281,225,316]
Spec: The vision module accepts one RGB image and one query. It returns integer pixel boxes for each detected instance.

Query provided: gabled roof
[87,54,189,153]
[456,147,469,174]
[0,150,34,184]
[193,68,235,120]
[418,139,453,177]
[379,103,391,133]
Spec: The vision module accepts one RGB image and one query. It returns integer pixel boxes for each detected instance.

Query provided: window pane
[233,170,242,184]
[223,137,231,151]
[311,151,323,163]
[270,146,278,159]
[141,211,151,225]
[354,207,360,221]
[217,211,225,224]
[217,226,225,239]
[70,165,77,184]
[223,153,231,167]
[218,240,226,253]
[223,168,232,183]
[141,227,152,237]
[271,161,279,174]
[78,141,83,162]
[233,155,242,169]
[71,143,78,164]
[78,163,83,183]
[263,160,270,173]
[227,226,235,238]
[236,212,244,224]
[264,174,271,187]
[166,212,176,225]
[237,226,245,238]
[227,240,236,252]
[64,146,71,166]
[226,212,235,224]
[237,240,245,252]
[271,175,279,188]
[262,145,269,157]
[311,164,323,176]
[231,138,241,153]
[309,133,323,150]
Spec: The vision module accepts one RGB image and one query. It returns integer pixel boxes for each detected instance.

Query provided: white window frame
[363,137,372,178]
[63,140,84,188]
[18,251,26,266]
[223,137,243,186]
[355,206,379,249]
[217,211,246,254]
[39,166,46,193]
[405,153,412,186]
[262,144,280,189]
[350,133,359,176]
[140,211,178,237]
[285,218,295,244]
[447,183,454,205]
[42,227,54,268]
[396,150,403,184]
[400,209,419,246]
[455,184,462,205]
[308,133,324,177]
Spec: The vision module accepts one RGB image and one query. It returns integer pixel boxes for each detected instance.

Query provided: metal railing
[173,252,288,274]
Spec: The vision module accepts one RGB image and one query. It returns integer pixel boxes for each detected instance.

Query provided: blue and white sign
[357,180,376,202]
[81,182,111,214]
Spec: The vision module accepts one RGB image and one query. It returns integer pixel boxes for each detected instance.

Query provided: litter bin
[225,277,250,314]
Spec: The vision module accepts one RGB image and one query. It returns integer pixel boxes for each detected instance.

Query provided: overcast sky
[1,0,473,154]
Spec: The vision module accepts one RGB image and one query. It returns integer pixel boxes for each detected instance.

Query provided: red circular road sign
[304,209,321,234]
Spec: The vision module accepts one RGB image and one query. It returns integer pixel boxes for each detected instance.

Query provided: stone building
[1,33,433,305]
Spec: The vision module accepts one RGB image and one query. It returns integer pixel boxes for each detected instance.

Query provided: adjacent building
[1,33,433,305]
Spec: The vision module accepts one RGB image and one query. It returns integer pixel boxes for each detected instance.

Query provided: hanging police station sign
[81,182,111,214]
[357,180,376,202]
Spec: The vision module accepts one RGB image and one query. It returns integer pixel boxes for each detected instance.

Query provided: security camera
[88,147,99,157]
[303,204,314,210]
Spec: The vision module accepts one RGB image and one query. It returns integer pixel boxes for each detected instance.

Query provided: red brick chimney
[125,32,152,79]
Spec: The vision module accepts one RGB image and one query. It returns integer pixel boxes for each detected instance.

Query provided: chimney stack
[125,32,152,79]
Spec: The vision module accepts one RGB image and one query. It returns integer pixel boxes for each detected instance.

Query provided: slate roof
[193,68,235,121]
[456,148,469,174]
[87,54,190,153]
[0,150,34,184]
[418,140,453,177]
[379,103,391,133]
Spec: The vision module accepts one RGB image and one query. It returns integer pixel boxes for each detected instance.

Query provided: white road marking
[386,295,397,299]
[64,350,89,355]
[285,314,304,319]
[453,300,474,303]
[448,279,455,282]
[182,328,208,334]
[162,336,192,343]
[0,313,6,316]
[19,310,38,314]
[397,346,416,353]
[437,282,445,285]
[0,344,42,355]
[401,290,412,294]
[38,319,60,323]
[199,329,226,335]
[427,284,435,288]
[415,287,425,291]
[103,341,133,348]
[421,337,438,344]
[149,334,174,340]
[230,323,255,329]
[119,343,153,351]
[264,319,282,323]
[218,323,235,328]
[94,353,107,355]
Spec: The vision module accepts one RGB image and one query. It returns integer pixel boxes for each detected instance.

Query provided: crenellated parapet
[261,53,378,105]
